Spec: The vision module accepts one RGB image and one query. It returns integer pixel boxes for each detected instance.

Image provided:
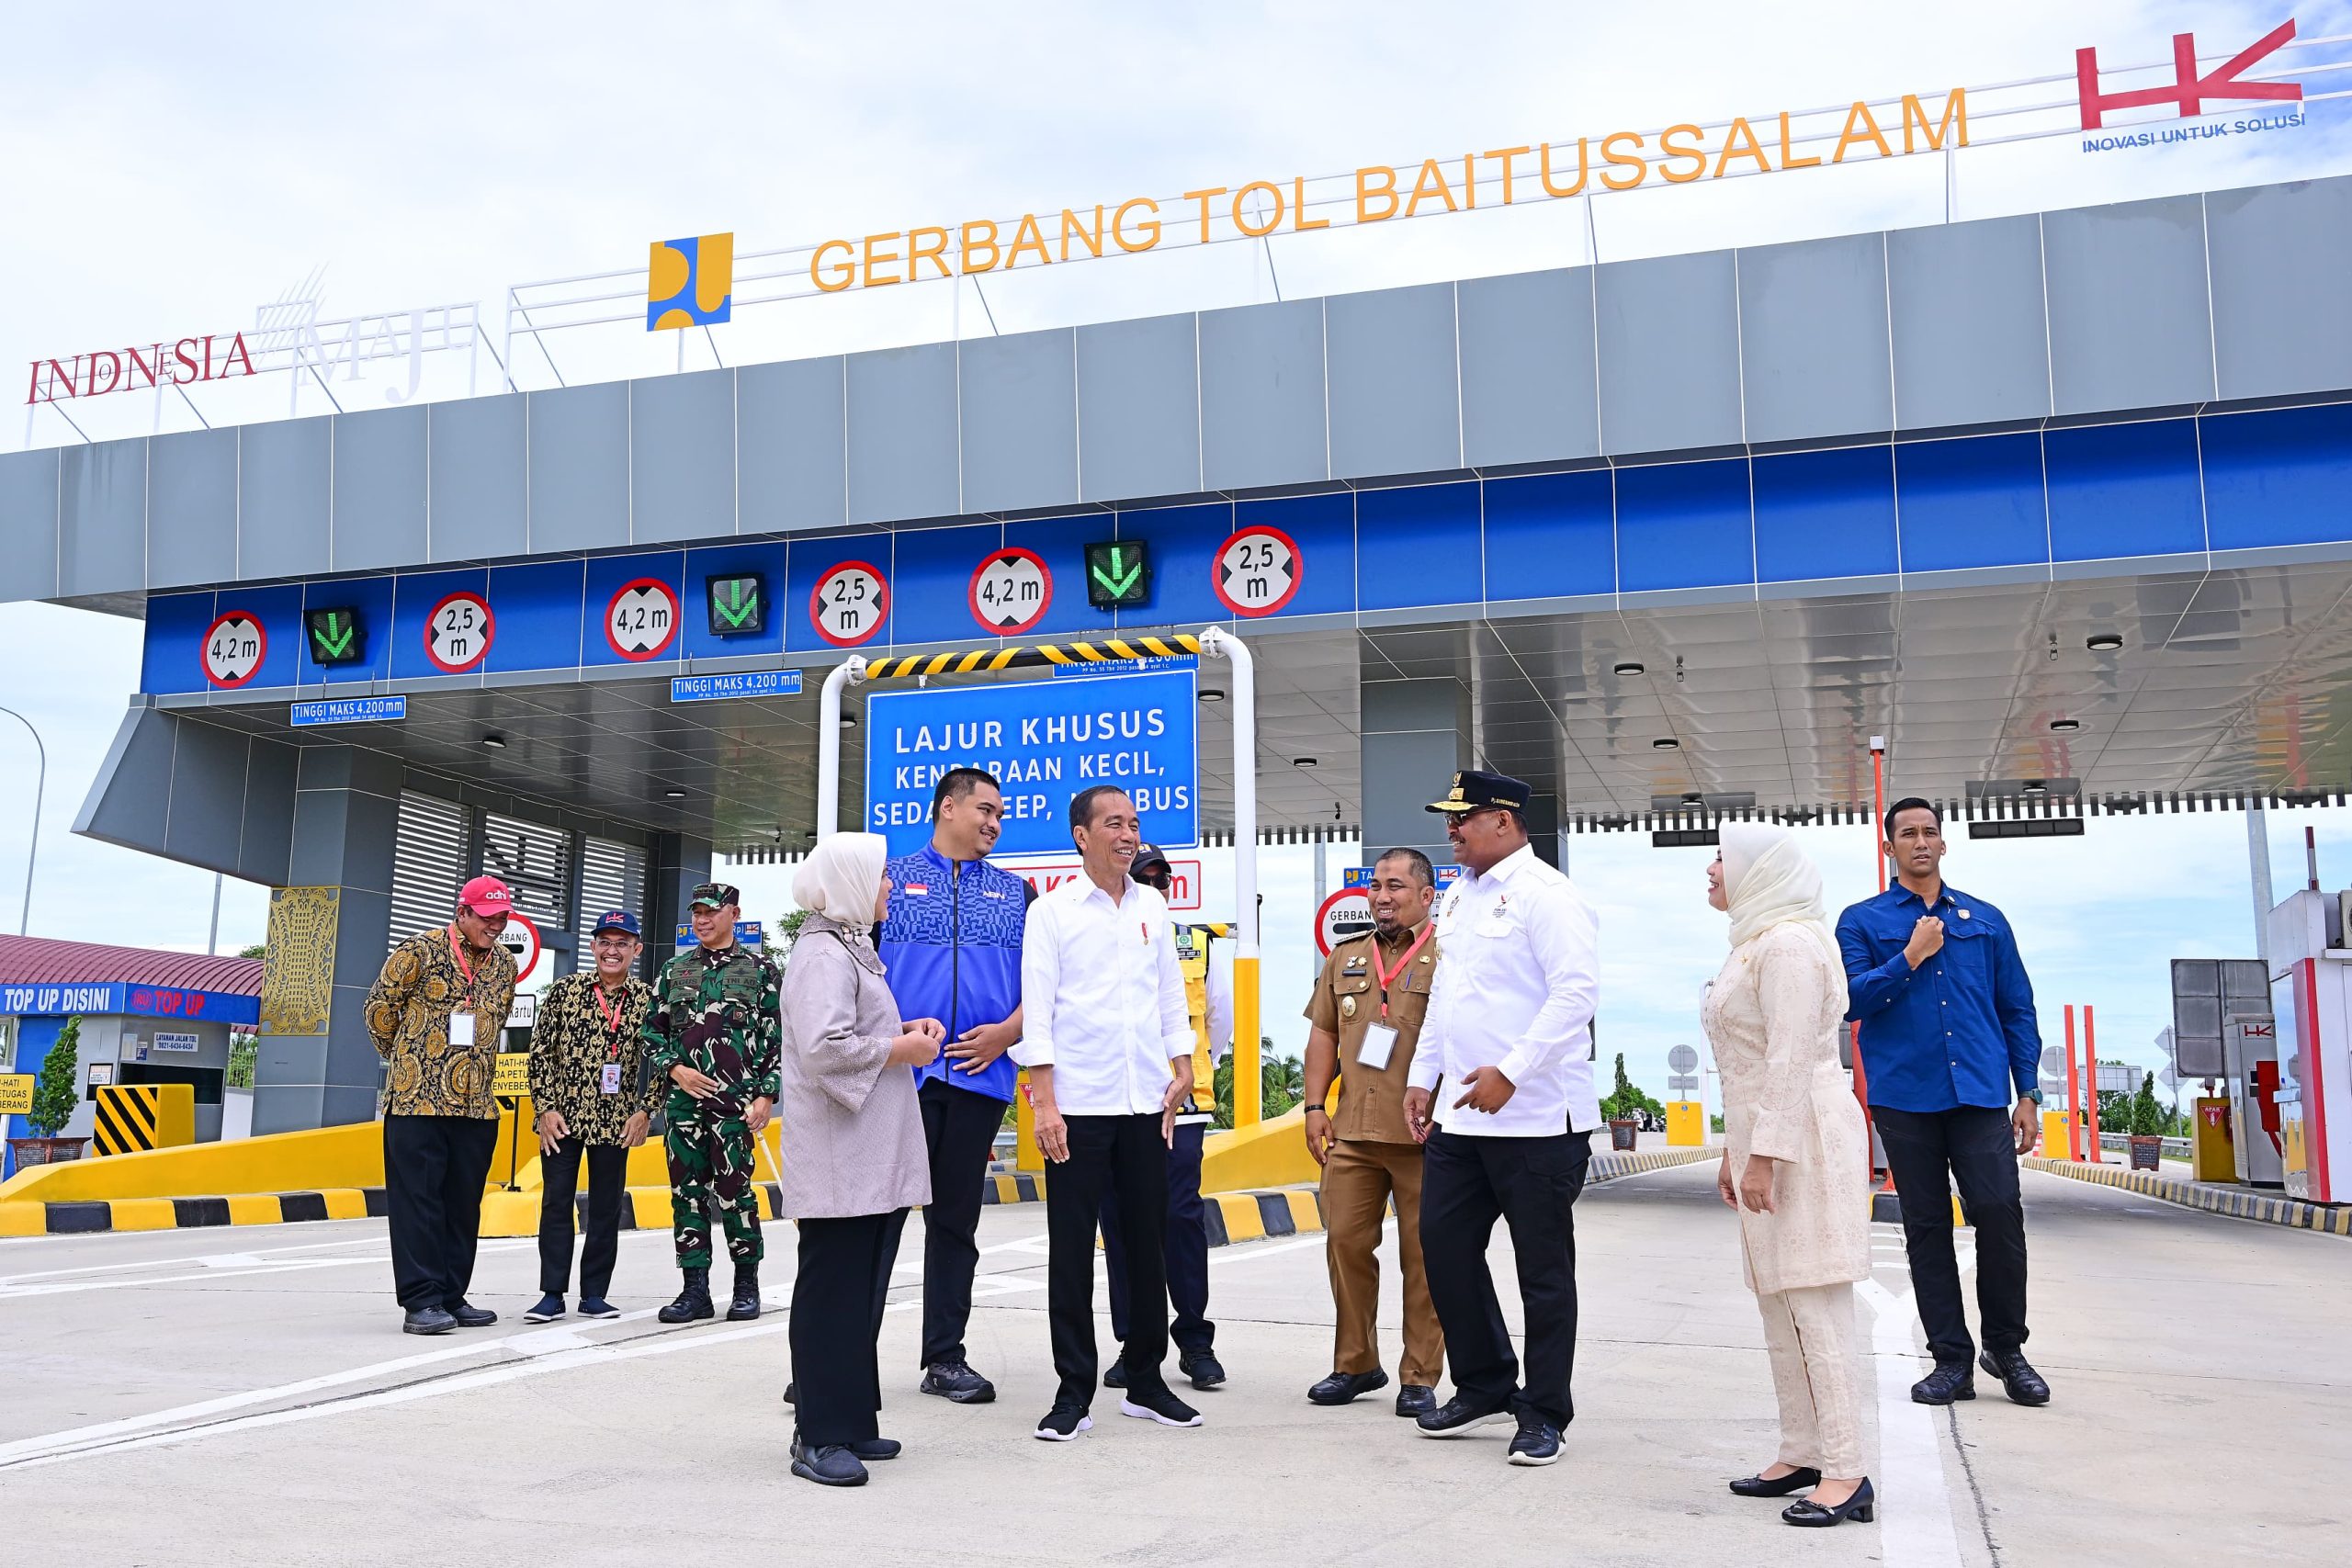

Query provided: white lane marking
[0,1233,391,1288]
[1857,1278,1966,1568]
[1209,1235,1329,1267]
[0,1239,537,1303]
[198,1254,269,1269]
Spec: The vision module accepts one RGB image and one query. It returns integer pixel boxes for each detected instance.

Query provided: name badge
[448,1011,475,1047]
[600,1063,624,1095]
[1358,1022,1400,1072]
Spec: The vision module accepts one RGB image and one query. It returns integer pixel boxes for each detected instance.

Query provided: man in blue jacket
[1837,797,2052,1409]
[879,766,1031,1406]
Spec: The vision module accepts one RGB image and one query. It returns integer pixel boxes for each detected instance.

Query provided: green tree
[2095,1058,2135,1129]
[2129,1071,2165,1139]
[1599,1052,1666,1125]
[237,942,266,960]
[227,1030,258,1091]
[768,908,812,967]
[27,1017,82,1138]
[1212,1043,1305,1129]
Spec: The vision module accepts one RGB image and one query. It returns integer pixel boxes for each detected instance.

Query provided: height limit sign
[969,547,1051,636]
[809,560,887,648]
[1214,525,1302,617]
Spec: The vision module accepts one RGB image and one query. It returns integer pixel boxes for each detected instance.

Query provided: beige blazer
[776,915,932,1221]
[1701,924,1871,1296]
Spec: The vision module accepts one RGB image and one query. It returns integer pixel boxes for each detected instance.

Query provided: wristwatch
[2019,1088,2043,1105]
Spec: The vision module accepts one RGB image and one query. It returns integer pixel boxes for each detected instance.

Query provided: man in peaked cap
[1405,770,1601,1468]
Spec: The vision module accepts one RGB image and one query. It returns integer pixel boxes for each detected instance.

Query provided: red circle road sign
[968,547,1053,636]
[1315,886,1374,957]
[495,913,543,982]
[605,577,681,660]
[809,559,888,648]
[1213,525,1303,617]
[201,609,267,689]
[424,591,495,673]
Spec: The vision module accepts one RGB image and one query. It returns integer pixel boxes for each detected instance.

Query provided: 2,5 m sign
[863,669,1198,856]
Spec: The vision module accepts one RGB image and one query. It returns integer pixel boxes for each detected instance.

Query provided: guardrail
[2098,1132,2192,1158]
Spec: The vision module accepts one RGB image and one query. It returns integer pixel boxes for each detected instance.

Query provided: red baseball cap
[459,875,514,917]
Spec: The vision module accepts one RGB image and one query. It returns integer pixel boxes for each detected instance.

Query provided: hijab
[791,831,888,935]
[1720,822,1839,962]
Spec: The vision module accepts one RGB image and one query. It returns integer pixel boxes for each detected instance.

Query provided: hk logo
[647,232,734,331]
[2076,17,2303,130]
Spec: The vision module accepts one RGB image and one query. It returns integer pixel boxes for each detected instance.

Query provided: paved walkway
[2,1162,2344,1565]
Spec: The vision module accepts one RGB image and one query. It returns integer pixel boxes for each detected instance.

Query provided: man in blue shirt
[1837,797,2052,1409]
[878,767,1032,1407]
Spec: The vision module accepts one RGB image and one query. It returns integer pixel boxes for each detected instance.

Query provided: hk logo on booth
[2075,17,2303,130]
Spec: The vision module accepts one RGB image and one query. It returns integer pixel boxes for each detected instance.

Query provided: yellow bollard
[1665,1100,1705,1146]
[1233,953,1261,1128]
[2041,1110,2070,1158]
[1014,1073,1044,1173]
[2191,1096,2235,1183]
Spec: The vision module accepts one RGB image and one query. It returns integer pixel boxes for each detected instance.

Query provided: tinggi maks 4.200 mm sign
[863,669,1198,857]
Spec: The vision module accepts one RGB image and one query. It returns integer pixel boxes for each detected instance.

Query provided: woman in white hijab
[778,831,945,1489]
[1702,823,1873,1528]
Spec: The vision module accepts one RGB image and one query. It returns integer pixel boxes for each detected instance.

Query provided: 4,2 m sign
[202,610,266,688]
[605,578,681,660]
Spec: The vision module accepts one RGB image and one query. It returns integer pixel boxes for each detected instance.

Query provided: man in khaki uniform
[1302,847,1444,1417]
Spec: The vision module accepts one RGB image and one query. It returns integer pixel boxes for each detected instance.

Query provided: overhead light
[664,788,687,799]
[481,734,506,750]
[839,712,859,728]
[804,829,819,839]
[2086,633,2123,652]
[1200,689,1227,704]
[1292,757,1318,769]
[1652,737,1679,750]
[2022,780,2049,794]
[1681,793,1703,807]
[2050,718,2081,733]
[1613,661,1645,676]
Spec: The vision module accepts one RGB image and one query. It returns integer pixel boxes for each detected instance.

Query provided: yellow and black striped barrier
[860,633,1202,682]
[92,1083,195,1157]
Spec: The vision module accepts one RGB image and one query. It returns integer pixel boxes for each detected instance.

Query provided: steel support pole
[2249,802,2274,963]
[0,705,44,936]
[816,658,868,842]
[1203,628,1261,1128]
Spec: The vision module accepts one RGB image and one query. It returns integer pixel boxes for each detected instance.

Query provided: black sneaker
[789,1436,868,1487]
[1416,1393,1512,1438]
[1034,1405,1094,1442]
[1308,1369,1388,1406]
[446,1299,497,1328]
[920,1360,997,1404]
[1119,1387,1204,1427]
[1178,1350,1227,1389]
[1102,1360,1128,1389]
[1979,1348,2051,1406]
[1395,1383,1438,1419]
[401,1306,456,1336]
[575,1297,619,1319]
[1507,1413,1564,1466]
[848,1437,901,1461]
[1911,1361,1976,1404]
[522,1293,564,1324]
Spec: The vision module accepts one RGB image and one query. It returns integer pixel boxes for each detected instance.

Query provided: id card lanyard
[593,980,628,1094]
[446,926,484,1047]
[1370,922,1434,1021]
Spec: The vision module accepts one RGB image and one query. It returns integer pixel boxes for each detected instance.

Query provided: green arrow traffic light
[1084,539,1149,610]
[706,573,767,637]
[304,606,366,666]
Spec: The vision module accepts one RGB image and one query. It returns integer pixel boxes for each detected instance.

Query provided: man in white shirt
[1014,786,1204,1441]
[1403,770,1600,1468]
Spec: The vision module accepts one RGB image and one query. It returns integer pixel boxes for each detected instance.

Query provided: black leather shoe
[1179,1350,1227,1389]
[727,1262,761,1322]
[1730,1466,1821,1497]
[919,1360,997,1404]
[1507,1412,1563,1466]
[1910,1361,1976,1404]
[1784,1477,1875,1527]
[446,1299,497,1328]
[658,1267,714,1325]
[1416,1393,1513,1438]
[848,1437,901,1461]
[1102,1360,1128,1389]
[789,1437,868,1488]
[401,1306,456,1336]
[784,1381,797,1405]
[1979,1348,2051,1405]
[1394,1383,1437,1419]
[1307,1369,1389,1406]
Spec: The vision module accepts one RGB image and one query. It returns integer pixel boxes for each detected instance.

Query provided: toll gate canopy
[8,175,2352,1130]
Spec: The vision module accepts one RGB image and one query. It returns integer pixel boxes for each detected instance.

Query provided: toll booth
[2172,959,2278,1188]
[2265,891,2352,1204]
[0,936,262,1178]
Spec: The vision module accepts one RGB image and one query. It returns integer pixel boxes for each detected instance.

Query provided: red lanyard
[1370,922,1434,1021]
[591,981,627,1061]
[446,925,481,1010]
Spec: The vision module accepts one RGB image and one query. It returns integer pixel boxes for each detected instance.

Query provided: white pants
[1756,1281,1865,1477]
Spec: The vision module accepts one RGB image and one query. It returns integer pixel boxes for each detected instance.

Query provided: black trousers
[917,1078,1006,1367]
[1045,1113,1171,1407]
[1874,1103,2030,1365]
[537,1137,630,1298]
[1419,1127,1589,1428]
[383,1114,501,1312]
[791,1208,910,1448]
[1101,1120,1214,1354]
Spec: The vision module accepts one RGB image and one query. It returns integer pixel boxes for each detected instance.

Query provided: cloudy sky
[4,1,2350,1103]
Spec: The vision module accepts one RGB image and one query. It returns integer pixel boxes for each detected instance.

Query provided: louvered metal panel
[390,791,470,953]
[480,811,572,934]
[577,835,648,959]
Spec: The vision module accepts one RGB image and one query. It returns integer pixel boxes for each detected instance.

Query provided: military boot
[658,1266,715,1324]
[727,1261,762,1321]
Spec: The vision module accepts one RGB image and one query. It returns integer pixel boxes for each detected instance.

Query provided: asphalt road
[1,1161,2342,1567]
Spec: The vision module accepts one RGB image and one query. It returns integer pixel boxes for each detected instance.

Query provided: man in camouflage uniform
[643,882,782,1325]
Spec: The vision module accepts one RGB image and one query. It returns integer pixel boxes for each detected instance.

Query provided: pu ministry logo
[647,232,733,330]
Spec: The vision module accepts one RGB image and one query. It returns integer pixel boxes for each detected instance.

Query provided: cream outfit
[1702,825,1871,1477]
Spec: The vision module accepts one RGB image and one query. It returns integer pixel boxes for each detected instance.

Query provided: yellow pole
[1015,1073,1044,1171]
[1234,954,1261,1128]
